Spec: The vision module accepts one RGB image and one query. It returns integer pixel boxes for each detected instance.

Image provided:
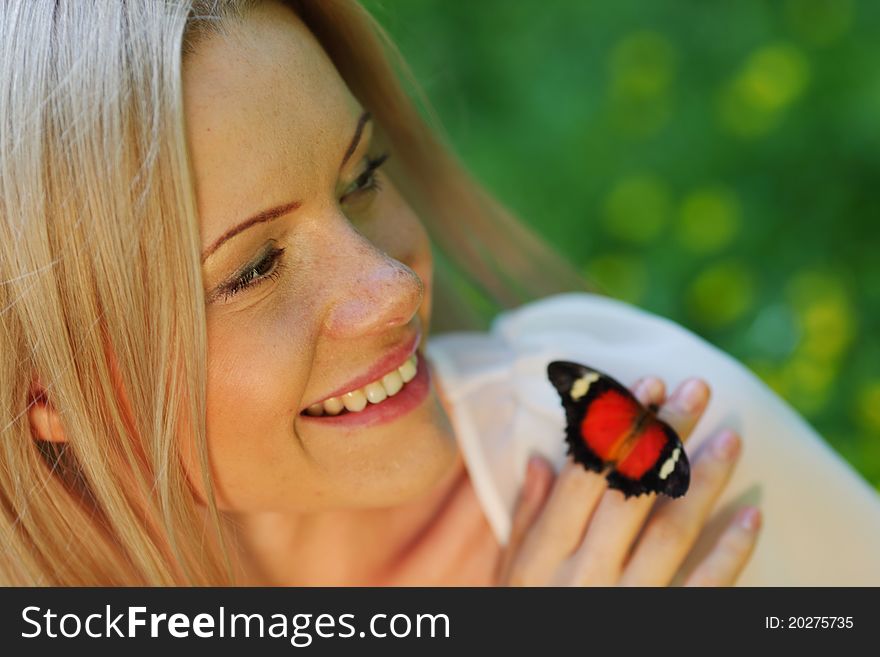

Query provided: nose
[320,217,424,339]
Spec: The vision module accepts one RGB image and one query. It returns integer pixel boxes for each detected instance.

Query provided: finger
[496,455,555,583]
[619,429,742,586]
[633,375,667,410]
[683,506,762,586]
[508,377,662,585]
[508,455,608,585]
[568,377,669,585]
[656,377,711,441]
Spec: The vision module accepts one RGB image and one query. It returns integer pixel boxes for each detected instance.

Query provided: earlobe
[27,385,68,443]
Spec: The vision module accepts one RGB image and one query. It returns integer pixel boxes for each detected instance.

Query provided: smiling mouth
[302,353,419,417]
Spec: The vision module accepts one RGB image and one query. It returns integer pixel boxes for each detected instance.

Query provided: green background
[361,0,880,490]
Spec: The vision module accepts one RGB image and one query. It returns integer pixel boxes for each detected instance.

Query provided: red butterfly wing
[615,421,669,480]
[606,416,689,498]
[579,389,642,462]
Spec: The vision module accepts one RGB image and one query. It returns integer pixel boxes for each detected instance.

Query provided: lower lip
[298,351,431,429]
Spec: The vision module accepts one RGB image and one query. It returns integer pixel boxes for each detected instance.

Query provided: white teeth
[381,370,404,396]
[307,353,419,416]
[342,389,368,412]
[364,381,388,404]
[398,355,417,383]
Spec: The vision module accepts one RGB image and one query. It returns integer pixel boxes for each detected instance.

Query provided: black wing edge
[546,361,619,474]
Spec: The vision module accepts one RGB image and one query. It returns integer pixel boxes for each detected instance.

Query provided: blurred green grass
[361,0,880,490]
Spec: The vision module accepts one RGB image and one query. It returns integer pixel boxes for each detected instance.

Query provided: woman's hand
[495,376,761,586]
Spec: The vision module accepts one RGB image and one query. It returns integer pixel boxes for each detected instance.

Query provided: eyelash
[217,151,390,302]
[342,151,389,201]
[218,246,287,302]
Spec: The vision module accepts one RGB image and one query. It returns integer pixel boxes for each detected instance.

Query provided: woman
[1,0,877,586]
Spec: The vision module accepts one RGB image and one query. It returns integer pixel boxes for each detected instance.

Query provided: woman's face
[182,0,457,512]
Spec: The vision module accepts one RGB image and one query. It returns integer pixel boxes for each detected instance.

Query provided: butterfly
[546,361,690,499]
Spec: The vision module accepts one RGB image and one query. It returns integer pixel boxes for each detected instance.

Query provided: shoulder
[428,291,771,412]
[491,291,744,371]
[491,291,684,341]
[427,293,880,585]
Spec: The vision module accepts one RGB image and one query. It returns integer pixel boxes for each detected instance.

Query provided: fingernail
[526,456,539,479]
[637,377,663,402]
[737,506,761,531]
[712,430,741,460]
[679,378,707,413]
[526,456,545,490]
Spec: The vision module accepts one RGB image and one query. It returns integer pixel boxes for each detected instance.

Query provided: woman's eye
[208,152,390,305]
[215,246,286,303]
[340,151,390,204]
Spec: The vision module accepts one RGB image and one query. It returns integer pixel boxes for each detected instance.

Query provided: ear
[28,381,68,443]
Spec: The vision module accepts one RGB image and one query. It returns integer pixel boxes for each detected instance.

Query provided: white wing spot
[570,372,600,400]
[658,447,681,480]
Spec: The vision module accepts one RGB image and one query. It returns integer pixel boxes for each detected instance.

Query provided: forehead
[182,1,361,233]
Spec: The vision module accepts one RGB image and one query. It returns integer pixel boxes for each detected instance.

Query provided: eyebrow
[340,110,372,168]
[200,110,372,262]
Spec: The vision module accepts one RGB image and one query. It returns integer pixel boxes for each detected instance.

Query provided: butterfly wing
[606,417,690,498]
[547,361,644,474]
[546,360,690,499]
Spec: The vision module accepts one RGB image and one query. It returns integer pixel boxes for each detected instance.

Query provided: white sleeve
[426,292,880,585]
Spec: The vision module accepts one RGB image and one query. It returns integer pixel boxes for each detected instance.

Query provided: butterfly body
[547,361,690,499]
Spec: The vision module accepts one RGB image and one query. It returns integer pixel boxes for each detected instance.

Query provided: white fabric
[426,292,880,585]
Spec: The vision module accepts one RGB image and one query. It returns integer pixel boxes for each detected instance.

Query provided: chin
[376,395,458,506]
[393,422,459,503]
[337,391,460,509]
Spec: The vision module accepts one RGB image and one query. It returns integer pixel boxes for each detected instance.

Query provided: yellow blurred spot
[676,185,742,253]
[717,43,810,138]
[610,31,677,100]
[741,44,810,110]
[602,174,671,244]
[746,358,788,397]
[799,300,855,361]
[856,382,880,433]
[609,31,677,137]
[785,270,855,363]
[781,358,833,414]
[685,260,756,328]
[785,355,835,392]
[785,0,853,46]
[585,253,647,304]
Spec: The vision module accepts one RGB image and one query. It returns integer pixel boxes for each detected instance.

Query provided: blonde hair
[0,0,586,585]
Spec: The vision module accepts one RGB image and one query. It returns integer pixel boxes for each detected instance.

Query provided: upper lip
[300,330,421,412]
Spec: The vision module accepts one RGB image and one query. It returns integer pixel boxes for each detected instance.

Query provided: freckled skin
[181,1,458,514]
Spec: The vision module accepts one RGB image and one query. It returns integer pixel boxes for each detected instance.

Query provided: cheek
[199,304,317,509]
